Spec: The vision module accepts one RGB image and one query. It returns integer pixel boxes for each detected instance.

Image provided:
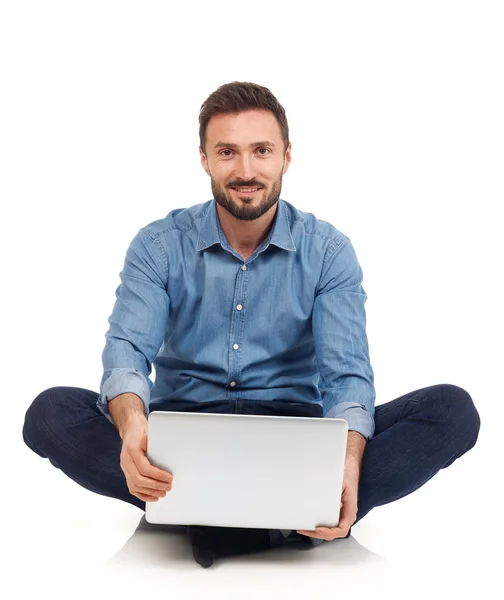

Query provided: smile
[231,187,262,193]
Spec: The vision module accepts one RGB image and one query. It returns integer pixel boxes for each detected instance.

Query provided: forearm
[97,228,170,423]
[108,392,147,438]
[345,431,367,471]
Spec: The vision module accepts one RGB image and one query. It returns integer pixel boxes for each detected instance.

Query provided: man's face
[200,109,291,221]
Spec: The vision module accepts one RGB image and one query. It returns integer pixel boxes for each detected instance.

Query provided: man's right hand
[109,392,173,503]
[120,416,173,502]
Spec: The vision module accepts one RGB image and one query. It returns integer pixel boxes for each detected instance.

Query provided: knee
[22,386,67,456]
[439,384,481,450]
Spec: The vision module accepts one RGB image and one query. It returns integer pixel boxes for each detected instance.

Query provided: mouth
[230,186,263,197]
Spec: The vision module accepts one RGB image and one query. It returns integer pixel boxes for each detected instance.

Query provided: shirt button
[230,381,237,387]
[236,304,243,311]
[241,265,247,271]
[233,343,239,350]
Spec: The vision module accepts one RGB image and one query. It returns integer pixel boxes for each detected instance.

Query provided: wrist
[345,431,367,471]
[344,456,361,473]
[121,411,148,436]
[109,392,147,438]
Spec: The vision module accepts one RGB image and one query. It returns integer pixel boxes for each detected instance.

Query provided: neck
[216,202,278,256]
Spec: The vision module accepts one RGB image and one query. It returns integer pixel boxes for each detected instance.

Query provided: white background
[1,1,503,598]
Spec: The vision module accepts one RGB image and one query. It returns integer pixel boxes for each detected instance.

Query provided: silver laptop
[145,410,348,531]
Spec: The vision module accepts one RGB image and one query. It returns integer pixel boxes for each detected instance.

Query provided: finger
[135,491,162,502]
[316,526,345,539]
[337,498,356,533]
[296,529,328,540]
[297,525,349,541]
[133,486,168,498]
[122,457,172,500]
[123,451,172,491]
[132,450,173,485]
[327,516,354,538]
[297,503,356,540]
[296,509,348,540]
[132,468,173,492]
[320,517,355,539]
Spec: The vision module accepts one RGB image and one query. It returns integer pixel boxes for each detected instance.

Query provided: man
[23,81,481,569]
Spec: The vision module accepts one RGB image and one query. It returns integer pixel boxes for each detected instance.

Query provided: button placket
[227,262,248,390]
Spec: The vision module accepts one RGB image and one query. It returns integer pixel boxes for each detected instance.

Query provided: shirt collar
[196,198,296,253]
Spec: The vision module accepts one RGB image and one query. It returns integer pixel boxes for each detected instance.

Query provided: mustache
[227,182,264,188]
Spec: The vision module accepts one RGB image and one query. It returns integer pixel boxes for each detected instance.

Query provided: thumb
[140,428,148,454]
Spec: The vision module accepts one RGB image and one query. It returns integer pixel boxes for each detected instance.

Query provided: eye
[257,147,270,155]
[219,149,234,157]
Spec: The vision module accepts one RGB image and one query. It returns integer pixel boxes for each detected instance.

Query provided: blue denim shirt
[97,198,376,442]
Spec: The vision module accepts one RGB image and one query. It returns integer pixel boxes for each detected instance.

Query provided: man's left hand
[296,463,359,541]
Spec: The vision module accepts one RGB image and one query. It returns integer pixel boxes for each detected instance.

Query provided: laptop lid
[145,411,348,531]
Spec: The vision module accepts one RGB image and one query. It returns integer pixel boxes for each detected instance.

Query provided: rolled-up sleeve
[312,237,375,441]
[96,228,170,423]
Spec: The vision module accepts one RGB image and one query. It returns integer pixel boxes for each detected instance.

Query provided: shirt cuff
[96,368,151,424]
[325,401,375,441]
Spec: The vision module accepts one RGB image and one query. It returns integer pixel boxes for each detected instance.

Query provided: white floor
[8,419,500,600]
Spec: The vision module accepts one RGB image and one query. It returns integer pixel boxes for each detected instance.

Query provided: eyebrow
[213,140,277,150]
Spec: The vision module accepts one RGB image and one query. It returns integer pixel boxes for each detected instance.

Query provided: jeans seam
[398,395,419,421]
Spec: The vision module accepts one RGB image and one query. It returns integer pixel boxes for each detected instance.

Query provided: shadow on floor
[103,515,386,571]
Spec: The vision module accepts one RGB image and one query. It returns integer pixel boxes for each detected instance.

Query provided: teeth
[234,187,259,192]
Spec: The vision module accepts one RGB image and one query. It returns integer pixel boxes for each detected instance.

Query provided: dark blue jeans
[22,384,480,529]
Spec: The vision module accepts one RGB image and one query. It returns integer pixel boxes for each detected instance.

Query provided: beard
[211,170,283,221]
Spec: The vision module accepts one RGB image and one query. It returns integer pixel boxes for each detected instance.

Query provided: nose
[234,153,256,182]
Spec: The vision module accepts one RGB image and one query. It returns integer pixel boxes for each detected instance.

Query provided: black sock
[187,525,273,567]
[208,526,273,557]
[187,525,216,568]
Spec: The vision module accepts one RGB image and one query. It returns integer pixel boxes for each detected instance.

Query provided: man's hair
[199,81,290,155]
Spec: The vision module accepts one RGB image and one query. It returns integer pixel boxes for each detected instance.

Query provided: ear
[282,143,292,175]
[200,147,211,176]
